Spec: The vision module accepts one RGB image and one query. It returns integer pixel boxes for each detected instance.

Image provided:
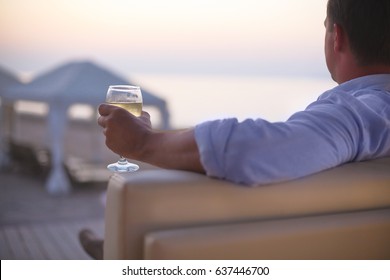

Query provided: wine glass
[105,85,143,172]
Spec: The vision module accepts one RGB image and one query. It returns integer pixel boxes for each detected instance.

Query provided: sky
[0,0,329,78]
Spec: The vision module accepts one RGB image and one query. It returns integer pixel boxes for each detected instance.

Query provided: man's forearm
[136,128,206,173]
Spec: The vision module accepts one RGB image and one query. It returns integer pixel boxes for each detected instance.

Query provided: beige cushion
[145,208,390,259]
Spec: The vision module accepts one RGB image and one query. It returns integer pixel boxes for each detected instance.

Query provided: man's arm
[98,104,205,173]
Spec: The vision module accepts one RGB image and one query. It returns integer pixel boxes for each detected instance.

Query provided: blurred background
[0,0,338,259]
[1,0,336,126]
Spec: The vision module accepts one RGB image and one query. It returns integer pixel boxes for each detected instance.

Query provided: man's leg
[79,229,104,260]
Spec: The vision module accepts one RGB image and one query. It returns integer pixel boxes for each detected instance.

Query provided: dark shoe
[79,229,104,260]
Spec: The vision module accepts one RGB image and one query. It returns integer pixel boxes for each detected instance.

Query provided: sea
[131,73,337,128]
[13,73,337,129]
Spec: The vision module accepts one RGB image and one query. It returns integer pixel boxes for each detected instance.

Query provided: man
[80,0,390,259]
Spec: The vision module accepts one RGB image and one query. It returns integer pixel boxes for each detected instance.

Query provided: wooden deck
[0,169,107,260]
[0,219,104,260]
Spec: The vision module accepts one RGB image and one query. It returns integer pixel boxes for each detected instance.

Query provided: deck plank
[28,224,66,260]
[44,223,78,260]
[18,225,48,259]
[2,226,29,259]
[0,228,14,259]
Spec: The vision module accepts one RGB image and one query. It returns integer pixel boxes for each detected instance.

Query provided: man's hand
[97,103,151,160]
[97,103,205,173]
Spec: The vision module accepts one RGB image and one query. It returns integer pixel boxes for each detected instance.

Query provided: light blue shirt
[194,74,390,186]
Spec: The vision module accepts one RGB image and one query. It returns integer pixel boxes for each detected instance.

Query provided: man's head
[325,0,390,82]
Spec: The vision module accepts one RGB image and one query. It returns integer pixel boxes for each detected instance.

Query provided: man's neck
[336,63,390,84]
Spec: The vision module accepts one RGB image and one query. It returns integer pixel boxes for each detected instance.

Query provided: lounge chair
[103,157,390,259]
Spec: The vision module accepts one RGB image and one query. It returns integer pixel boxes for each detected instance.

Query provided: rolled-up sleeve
[195,116,350,185]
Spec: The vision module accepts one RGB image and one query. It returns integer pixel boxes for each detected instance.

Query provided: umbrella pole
[46,103,71,195]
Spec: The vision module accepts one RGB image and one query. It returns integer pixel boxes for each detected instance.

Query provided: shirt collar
[337,74,390,92]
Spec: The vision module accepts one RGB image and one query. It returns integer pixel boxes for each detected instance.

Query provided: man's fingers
[98,103,150,129]
[97,115,106,128]
[98,103,127,128]
[140,111,150,119]
[98,103,117,116]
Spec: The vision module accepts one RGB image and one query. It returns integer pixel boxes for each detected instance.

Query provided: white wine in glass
[105,85,143,172]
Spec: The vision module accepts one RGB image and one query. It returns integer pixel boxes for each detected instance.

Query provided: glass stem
[118,156,127,165]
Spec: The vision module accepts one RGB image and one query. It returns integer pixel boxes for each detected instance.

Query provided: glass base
[107,158,139,172]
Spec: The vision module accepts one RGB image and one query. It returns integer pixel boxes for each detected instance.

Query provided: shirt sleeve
[194,90,390,186]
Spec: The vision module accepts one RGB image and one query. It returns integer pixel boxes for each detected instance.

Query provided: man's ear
[333,23,345,52]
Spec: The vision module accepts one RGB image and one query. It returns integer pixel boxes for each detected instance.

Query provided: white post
[45,102,71,195]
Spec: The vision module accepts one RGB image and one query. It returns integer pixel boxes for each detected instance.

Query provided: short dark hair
[327,0,390,66]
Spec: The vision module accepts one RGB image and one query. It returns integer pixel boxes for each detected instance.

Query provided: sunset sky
[0,0,329,78]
